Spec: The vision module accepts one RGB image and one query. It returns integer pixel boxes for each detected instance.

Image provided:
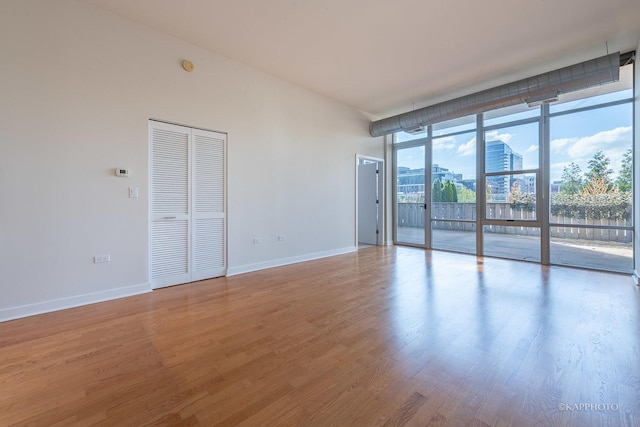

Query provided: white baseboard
[227,246,357,276]
[0,283,151,323]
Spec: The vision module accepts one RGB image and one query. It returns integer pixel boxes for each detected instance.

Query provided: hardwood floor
[1,246,639,426]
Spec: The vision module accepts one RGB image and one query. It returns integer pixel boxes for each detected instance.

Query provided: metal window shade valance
[369,52,620,137]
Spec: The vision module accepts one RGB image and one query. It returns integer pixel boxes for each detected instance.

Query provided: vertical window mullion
[476,113,484,256]
[540,104,551,265]
[425,125,433,249]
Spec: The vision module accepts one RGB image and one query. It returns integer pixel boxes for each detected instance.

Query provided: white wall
[0,0,383,320]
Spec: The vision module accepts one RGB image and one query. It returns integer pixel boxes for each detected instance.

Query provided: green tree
[560,162,583,195]
[457,187,476,203]
[442,180,457,202]
[584,150,614,192]
[616,148,632,192]
[432,179,442,202]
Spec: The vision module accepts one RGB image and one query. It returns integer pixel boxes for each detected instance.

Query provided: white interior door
[358,162,378,245]
[150,121,226,289]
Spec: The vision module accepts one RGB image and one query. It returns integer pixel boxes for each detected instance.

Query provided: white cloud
[485,130,513,144]
[565,127,631,159]
[457,136,476,156]
[526,144,538,153]
[432,136,456,151]
[551,127,631,158]
[548,126,632,180]
[455,131,516,157]
[551,137,574,152]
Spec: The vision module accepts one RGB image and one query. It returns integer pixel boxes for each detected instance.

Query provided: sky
[397,86,633,185]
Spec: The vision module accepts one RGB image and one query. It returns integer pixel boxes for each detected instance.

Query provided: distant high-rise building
[485,140,523,202]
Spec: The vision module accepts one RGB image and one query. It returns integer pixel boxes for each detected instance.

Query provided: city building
[432,164,463,183]
[485,140,524,201]
[397,164,474,197]
[397,166,426,194]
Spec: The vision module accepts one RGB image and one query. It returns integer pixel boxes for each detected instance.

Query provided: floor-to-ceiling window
[393,62,634,274]
[431,116,477,254]
[547,66,634,272]
[482,110,541,262]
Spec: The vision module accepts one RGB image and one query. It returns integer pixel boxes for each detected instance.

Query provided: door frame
[355,155,385,247]
[392,138,430,248]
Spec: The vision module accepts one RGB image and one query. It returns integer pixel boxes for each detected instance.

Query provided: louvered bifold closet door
[150,121,192,288]
[191,129,226,281]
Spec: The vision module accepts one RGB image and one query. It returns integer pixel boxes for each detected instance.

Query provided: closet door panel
[150,122,191,288]
[192,129,226,280]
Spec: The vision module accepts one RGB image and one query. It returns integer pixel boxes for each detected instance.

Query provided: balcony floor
[397,227,632,274]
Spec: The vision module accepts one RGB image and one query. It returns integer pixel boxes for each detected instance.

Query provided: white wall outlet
[94,254,111,263]
[129,187,139,198]
[253,237,263,244]
[277,234,287,241]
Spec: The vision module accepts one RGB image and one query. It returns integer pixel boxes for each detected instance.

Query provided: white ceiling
[84,0,640,119]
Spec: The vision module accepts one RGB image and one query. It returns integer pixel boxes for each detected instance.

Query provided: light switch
[129,187,139,198]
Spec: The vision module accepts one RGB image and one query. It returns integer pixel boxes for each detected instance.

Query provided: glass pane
[396,131,428,143]
[483,225,540,262]
[485,121,539,172]
[549,102,632,226]
[550,64,633,114]
[432,130,476,220]
[486,173,537,219]
[549,193,632,224]
[431,126,476,255]
[550,228,632,273]
[396,146,425,245]
[432,222,476,254]
[432,114,476,135]
[433,200,477,220]
[484,105,539,127]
